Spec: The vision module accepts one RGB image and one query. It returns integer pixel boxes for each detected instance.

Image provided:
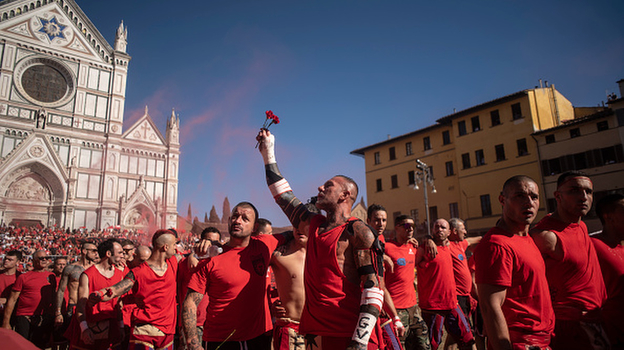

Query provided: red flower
[262,110,280,129]
[256,110,281,148]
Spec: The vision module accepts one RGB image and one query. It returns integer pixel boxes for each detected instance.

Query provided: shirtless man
[530,171,608,350]
[271,227,308,350]
[257,129,384,350]
[54,241,97,329]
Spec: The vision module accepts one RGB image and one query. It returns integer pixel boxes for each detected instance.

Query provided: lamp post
[413,159,436,235]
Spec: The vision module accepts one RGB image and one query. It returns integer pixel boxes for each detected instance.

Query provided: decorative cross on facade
[139,123,150,139]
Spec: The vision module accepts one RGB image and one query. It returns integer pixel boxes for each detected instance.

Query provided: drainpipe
[551,84,561,125]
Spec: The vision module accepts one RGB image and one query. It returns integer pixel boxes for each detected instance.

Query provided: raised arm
[477,283,511,350]
[182,289,204,350]
[349,220,384,350]
[466,236,482,252]
[257,129,315,234]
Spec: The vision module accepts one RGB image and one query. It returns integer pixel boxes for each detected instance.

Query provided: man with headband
[257,129,384,350]
[531,171,608,349]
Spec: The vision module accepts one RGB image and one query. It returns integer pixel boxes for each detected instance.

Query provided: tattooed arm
[256,129,316,234]
[182,289,204,350]
[349,220,384,350]
[55,264,84,326]
[89,271,135,303]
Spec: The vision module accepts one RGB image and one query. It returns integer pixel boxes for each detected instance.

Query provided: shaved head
[153,232,176,249]
[136,246,151,262]
[336,175,358,203]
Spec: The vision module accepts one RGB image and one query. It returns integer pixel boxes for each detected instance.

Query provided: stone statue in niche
[36,108,47,129]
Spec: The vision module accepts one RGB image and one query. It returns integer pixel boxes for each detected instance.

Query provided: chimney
[618,79,624,98]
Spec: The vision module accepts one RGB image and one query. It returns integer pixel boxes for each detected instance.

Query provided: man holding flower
[256,127,384,350]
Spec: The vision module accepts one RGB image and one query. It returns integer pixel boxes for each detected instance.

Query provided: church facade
[0,0,180,231]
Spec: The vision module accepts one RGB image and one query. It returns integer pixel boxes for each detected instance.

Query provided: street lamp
[413,159,436,235]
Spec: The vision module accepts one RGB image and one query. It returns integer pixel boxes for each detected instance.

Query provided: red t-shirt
[591,237,624,343]
[416,244,457,310]
[300,216,381,346]
[131,256,179,334]
[84,265,124,322]
[0,271,20,301]
[384,241,417,309]
[187,234,283,342]
[474,227,554,340]
[533,215,606,316]
[12,270,56,316]
[449,240,472,296]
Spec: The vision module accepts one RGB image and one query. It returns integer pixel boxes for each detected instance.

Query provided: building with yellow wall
[532,80,624,233]
[352,85,579,235]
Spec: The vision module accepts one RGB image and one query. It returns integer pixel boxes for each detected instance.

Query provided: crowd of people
[0,129,622,350]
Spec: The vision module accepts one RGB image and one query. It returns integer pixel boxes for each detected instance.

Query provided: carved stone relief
[6,175,51,202]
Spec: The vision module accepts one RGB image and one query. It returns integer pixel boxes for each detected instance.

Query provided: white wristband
[260,134,276,165]
[80,321,88,332]
[352,312,377,346]
[361,286,384,311]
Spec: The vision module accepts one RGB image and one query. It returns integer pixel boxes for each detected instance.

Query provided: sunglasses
[401,223,414,229]
[35,256,50,260]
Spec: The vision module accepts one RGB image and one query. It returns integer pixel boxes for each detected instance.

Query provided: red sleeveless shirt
[300,215,381,345]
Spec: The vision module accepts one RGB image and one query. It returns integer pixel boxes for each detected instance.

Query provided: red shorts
[129,331,174,350]
[273,319,305,350]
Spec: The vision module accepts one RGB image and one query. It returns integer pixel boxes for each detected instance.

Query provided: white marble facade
[0,0,180,231]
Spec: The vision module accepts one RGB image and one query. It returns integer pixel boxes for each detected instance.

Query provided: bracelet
[393,316,401,322]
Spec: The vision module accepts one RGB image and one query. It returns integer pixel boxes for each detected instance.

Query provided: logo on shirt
[408,248,415,255]
[397,258,406,266]
[251,254,267,276]
[458,253,465,261]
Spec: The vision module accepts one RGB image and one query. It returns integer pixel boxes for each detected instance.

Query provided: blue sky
[79,0,624,227]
